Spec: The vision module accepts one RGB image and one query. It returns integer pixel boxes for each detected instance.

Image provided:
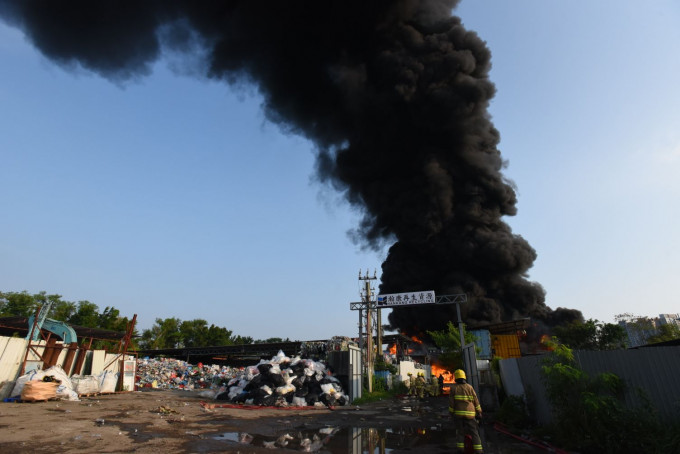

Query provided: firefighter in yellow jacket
[448,369,483,453]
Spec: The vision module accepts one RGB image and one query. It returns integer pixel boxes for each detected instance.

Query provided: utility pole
[456,301,466,361]
[359,269,377,393]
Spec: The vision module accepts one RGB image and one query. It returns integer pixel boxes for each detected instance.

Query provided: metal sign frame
[376,290,436,308]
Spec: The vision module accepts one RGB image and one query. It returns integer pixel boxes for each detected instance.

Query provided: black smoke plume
[0,0,582,335]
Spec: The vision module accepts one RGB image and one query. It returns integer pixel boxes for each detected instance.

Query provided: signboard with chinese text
[376,290,436,308]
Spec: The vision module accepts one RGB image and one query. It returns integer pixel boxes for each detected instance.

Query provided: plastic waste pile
[135,351,350,407]
[214,350,349,407]
[136,357,235,390]
[10,365,80,401]
[300,335,354,359]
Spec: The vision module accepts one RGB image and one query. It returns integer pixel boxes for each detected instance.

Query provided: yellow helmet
[407,372,412,375]
[454,369,466,380]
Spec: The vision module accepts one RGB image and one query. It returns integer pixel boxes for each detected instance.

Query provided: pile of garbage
[300,336,355,358]
[214,350,349,407]
[135,351,349,407]
[10,365,119,401]
[135,357,235,390]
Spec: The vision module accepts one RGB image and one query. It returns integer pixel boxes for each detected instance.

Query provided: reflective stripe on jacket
[448,382,482,419]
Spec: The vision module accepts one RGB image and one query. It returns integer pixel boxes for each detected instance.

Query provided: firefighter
[415,371,426,399]
[429,376,440,397]
[407,372,416,396]
[449,369,483,453]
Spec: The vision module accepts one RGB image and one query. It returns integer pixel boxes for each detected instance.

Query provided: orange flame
[540,334,555,351]
[410,335,423,344]
[388,344,397,355]
[430,364,453,395]
[430,364,454,383]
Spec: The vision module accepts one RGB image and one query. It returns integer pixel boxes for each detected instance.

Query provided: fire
[430,364,453,383]
[431,364,454,395]
[388,344,397,355]
[410,335,423,344]
[540,334,556,351]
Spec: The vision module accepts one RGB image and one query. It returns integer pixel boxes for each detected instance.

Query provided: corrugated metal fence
[0,335,128,399]
[500,346,680,424]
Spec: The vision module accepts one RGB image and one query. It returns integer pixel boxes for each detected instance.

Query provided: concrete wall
[397,360,430,388]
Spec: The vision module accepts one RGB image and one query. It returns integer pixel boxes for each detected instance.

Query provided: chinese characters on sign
[376,290,436,308]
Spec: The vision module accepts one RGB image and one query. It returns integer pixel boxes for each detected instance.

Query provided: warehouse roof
[0,316,128,341]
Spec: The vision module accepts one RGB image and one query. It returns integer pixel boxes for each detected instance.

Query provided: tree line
[138,317,291,350]
[0,291,290,350]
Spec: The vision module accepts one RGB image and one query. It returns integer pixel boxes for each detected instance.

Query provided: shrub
[540,338,668,453]
[495,395,531,431]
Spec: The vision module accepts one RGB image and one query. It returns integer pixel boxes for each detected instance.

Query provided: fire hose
[492,422,569,453]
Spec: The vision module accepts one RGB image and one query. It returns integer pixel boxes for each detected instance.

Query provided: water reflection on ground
[213,425,452,452]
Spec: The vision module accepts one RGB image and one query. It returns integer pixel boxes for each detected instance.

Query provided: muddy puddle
[210,425,453,452]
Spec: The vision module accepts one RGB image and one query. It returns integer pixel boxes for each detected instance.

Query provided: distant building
[658,313,680,327]
[615,313,680,347]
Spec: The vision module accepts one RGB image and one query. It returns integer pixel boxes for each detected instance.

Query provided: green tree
[0,291,38,317]
[254,337,291,343]
[179,319,209,347]
[230,335,254,345]
[177,319,237,347]
[139,316,254,349]
[646,323,680,344]
[205,324,234,346]
[540,338,663,453]
[51,299,77,321]
[427,321,477,371]
[69,301,101,327]
[98,306,120,329]
[553,318,626,350]
[140,317,183,349]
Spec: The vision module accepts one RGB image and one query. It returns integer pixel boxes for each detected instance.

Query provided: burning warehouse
[381,318,546,395]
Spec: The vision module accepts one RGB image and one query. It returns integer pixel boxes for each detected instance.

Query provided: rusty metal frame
[99,314,138,392]
[19,307,139,380]
[20,305,53,375]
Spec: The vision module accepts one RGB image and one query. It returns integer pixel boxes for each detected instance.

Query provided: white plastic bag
[44,365,73,390]
[71,375,100,395]
[320,383,337,395]
[98,370,119,393]
[198,389,217,399]
[291,396,307,407]
[57,384,80,401]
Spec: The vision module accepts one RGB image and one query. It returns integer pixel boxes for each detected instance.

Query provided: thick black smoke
[0,0,582,335]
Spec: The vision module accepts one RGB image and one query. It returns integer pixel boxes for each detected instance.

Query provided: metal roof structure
[0,316,129,341]
[469,318,531,334]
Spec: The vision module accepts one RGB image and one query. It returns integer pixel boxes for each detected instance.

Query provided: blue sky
[1,1,679,339]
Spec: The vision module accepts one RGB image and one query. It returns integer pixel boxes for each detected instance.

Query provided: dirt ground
[0,389,554,453]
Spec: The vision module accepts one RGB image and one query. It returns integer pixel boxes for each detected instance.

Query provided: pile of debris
[135,351,349,407]
[300,335,354,358]
[214,351,349,407]
[9,365,119,401]
[135,357,234,390]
